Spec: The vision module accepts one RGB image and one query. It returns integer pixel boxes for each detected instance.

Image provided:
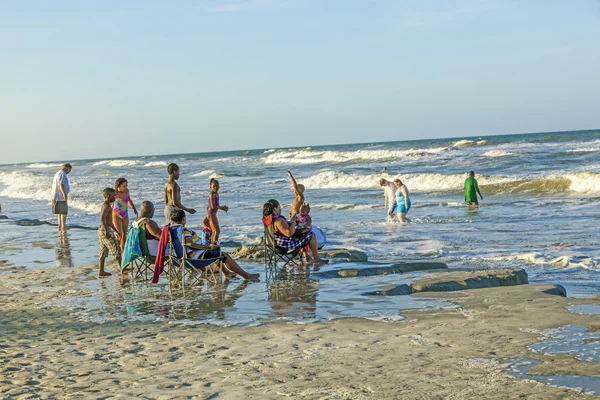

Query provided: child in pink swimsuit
[206,178,228,244]
[112,177,138,253]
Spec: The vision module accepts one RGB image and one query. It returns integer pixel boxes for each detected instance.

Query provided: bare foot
[313,258,329,266]
[243,273,260,281]
[98,271,112,278]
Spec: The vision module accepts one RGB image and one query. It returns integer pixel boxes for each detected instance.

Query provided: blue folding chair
[165,225,226,290]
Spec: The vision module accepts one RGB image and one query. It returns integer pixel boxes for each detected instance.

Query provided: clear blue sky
[1,0,599,164]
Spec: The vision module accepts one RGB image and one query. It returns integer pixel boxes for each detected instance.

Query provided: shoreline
[1,263,599,398]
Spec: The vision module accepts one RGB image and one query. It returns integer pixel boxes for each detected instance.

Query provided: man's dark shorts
[52,200,68,215]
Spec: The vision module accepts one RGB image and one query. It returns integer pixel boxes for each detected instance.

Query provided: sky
[1,0,599,164]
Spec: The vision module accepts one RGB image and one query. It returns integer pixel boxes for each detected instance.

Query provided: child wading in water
[112,178,138,253]
[99,188,122,277]
[287,170,305,219]
[206,178,228,244]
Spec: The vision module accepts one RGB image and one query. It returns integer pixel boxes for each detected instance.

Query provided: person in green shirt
[464,171,483,205]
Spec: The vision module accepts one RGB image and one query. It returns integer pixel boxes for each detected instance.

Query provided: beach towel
[152,224,171,283]
[121,224,143,269]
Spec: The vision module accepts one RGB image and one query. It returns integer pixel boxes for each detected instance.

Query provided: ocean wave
[489,253,598,270]
[143,161,168,167]
[262,147,449,165]
[567,148,600,153]
[482,150,513,158]
[93,159,139,167]
[25,163,63,169]
[484,172,600,195]
[0,172,101,214]
[192,170,215,177]
[300,170,600,195]
[300,171,497,191]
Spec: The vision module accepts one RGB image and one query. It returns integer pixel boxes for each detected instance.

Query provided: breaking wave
[262,147,449,165]
[144,161,169,167]
[0,172,101,214]
[93,159,139,167]
[483,150,513,158]
[300,170,600,195]
[25,163,63,169]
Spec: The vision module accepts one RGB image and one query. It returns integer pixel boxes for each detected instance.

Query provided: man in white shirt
[379,178,397,220]
[51,163,72,231]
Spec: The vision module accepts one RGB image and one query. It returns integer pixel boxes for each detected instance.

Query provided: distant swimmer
[379,178,397,220]
[464,171,483,206]
[393,178,411,223]
[164,163,196,225]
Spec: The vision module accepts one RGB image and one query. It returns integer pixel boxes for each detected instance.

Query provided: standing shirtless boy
[164,163,196,224]
[98,188,122,277]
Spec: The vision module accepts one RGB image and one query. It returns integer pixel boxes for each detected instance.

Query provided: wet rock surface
[366,269,532,296]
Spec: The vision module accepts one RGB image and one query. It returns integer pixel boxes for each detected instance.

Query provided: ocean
[1,129,599,325]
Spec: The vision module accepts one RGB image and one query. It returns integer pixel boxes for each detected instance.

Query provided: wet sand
[1,263,599,399]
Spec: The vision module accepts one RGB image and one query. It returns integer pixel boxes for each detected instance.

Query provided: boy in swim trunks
[99,188,122,277]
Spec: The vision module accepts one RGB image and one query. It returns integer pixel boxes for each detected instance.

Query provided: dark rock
[542,284,567,297]
[318,262,448,279]
[366,269,529,296]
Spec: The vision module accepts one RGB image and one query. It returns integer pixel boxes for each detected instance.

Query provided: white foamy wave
[567,148,600,153]
[93,160,138,167]
[490,253,598,270]
[192,170,215,177]
[301,171,512,191]
[483,150,513,158]
[263,149,277,153]
[312,203,375,211]
[452,140,476,148]
[262,147,448,165]
[0,172,101,213]
[0,171,51,201]
[25,163,63,169]
[67,199,102,214]
[477,140,488,145]
[564,172,600,194]
[144,161,168,167]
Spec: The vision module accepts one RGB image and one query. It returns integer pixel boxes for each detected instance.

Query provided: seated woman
[170,209,260,281]
[133,201,162,256]
[262,199,328,265]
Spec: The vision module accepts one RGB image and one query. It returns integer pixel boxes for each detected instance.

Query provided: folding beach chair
[263,215,303,270]
[165,225,226,290]
[121,224,156,281]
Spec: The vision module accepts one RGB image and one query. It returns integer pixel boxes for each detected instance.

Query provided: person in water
[464,171,483,206]
[98,188,122,277]
[379,178,397,220]
[393,178,411,223]
[206,178,228,244]
[112,178,138,253]
[287,170,305,219]
[164,163,196,225]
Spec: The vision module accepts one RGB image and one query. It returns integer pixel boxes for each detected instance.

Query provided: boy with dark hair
[98,188,122,277]
[164,163,196,224]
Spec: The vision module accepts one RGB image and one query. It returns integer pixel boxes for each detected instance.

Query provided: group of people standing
[45,162,485,277]
[379,171,484,222]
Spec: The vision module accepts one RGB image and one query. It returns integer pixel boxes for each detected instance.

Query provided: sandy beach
[1,262,598,399]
